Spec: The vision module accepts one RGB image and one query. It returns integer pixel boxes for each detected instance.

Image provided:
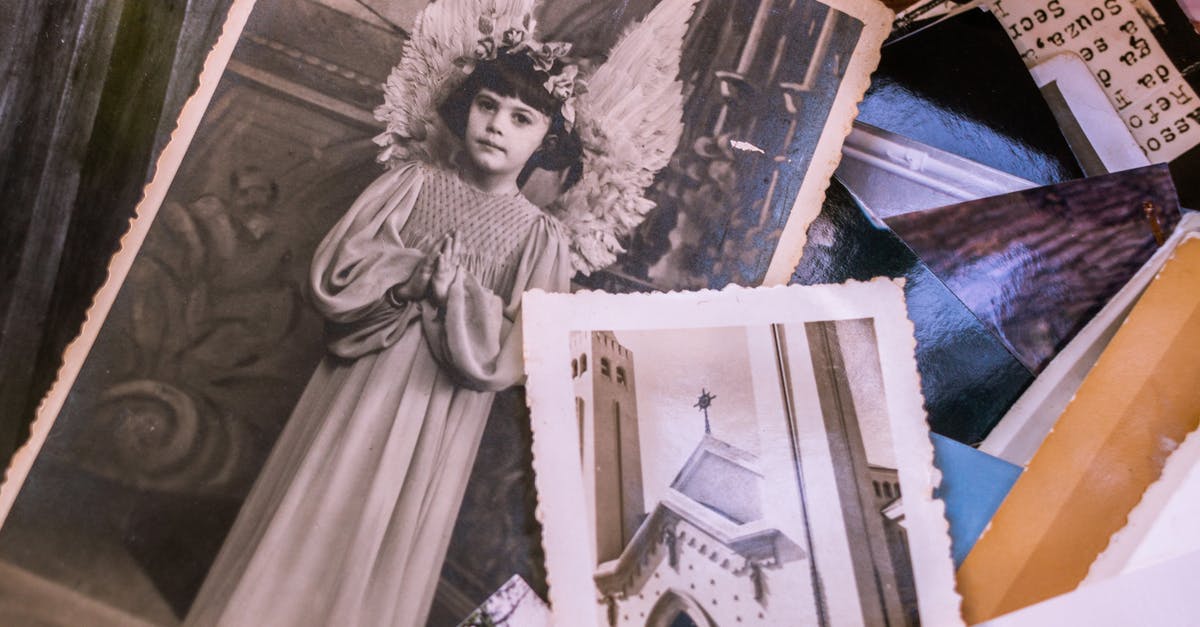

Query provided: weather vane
[694,389,716,434]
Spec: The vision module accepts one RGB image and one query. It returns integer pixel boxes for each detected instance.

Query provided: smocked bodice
[399,165,546,293]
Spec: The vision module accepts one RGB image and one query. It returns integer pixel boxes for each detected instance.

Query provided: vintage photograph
[0,0,891,625]
[458,575,552,627]
[524,282,960,626]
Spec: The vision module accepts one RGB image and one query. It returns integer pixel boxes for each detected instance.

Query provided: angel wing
[374,0,539,168]
[553,0,698,275]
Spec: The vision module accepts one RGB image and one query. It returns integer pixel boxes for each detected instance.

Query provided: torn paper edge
[0,0,259,524]
[522,280,963,626]
[761,0,895,285]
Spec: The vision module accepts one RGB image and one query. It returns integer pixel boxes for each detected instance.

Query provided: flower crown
[453,14,585,127]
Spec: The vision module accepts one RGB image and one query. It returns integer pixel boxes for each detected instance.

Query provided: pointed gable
[670,434,763,525]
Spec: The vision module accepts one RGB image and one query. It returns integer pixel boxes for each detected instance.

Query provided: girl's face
[463,88,551,184]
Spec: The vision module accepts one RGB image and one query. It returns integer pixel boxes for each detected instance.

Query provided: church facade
[572,323,917,627]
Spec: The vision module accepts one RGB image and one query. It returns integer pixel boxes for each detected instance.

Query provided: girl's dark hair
[438,49,583,188]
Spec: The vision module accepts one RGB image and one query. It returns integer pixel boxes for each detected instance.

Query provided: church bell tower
[571,331,644,564]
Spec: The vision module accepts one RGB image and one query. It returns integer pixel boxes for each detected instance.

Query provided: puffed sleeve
[309,163,429,358]
[421,214,572,392]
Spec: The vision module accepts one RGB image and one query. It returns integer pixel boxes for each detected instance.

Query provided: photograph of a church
[569,321,917,626]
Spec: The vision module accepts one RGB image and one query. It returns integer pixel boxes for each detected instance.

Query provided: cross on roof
[694,388,716,434]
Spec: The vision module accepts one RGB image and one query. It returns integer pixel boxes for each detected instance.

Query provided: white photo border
[761,0,893,285]
[523,280,962,626]
[0,0,260,521]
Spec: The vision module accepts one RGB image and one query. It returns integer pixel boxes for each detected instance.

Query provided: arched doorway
[646,590,715,627]
[668,612,700,627]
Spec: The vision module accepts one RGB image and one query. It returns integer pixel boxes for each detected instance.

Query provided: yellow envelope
[958,235,1200,623]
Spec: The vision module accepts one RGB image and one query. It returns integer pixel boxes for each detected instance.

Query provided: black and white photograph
[458,574,552,627]
[570,324,914,626]
[524,282,960,627]
[0,0,892,625]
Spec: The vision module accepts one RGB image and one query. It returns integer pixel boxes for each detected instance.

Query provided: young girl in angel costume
[184,0,695,625]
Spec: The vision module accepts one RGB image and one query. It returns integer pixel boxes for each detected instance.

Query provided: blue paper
[931,433,1022,566]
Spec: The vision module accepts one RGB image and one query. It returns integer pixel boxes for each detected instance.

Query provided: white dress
[184,161,571,626]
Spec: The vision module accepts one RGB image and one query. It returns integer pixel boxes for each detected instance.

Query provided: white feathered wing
[374,0,539,168]
[553,0,697,275]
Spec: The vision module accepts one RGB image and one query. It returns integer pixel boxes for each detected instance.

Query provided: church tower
[571,331,644,564]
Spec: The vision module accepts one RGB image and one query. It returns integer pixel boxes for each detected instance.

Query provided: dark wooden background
[0,0,235,469]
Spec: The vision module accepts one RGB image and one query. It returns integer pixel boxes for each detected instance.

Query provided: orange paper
[958,235,1200,623]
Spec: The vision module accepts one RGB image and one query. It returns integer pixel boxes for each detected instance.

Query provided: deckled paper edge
[522,279,963,626]
[1078,232,1200,581]
[457,574,552,627]
[964,230,1200,623]
[0,0,259,524]
[1085,423,1200,583]
[977,548,1200,626]
[761,0,895,285]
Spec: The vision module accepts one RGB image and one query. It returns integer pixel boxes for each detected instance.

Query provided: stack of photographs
[1,0,1197,625]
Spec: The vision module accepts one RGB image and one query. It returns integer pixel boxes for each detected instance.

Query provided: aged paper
[757,0,893,284]
[1085,424,1200,582]
[978,549,1200,627]
[989,0,1200,162]
[0,0,898,624]
[458,575,552,627]
[0,0,259,530]
[523,281,961,626]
